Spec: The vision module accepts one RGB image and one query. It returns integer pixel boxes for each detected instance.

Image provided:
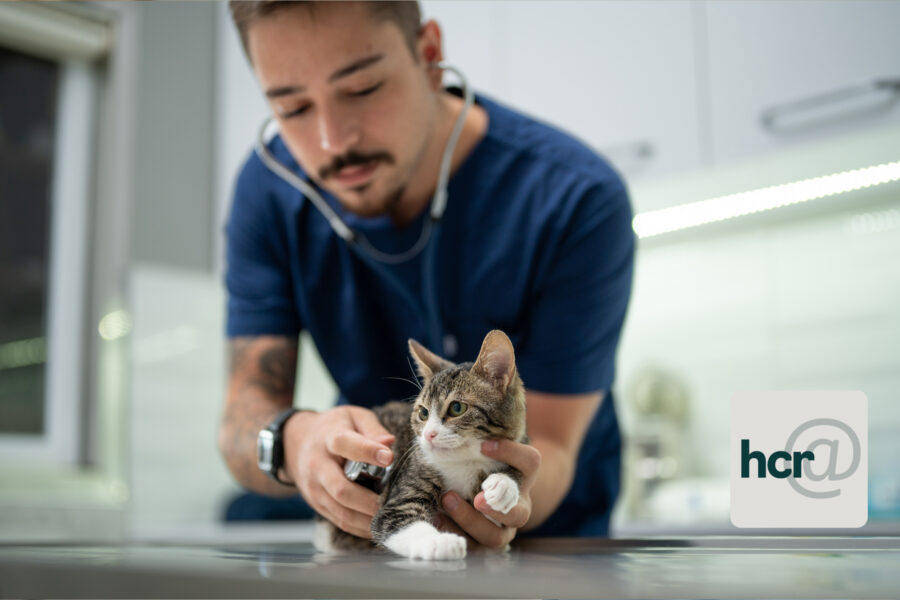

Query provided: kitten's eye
[447,401,468,417]
[418,406,429,420]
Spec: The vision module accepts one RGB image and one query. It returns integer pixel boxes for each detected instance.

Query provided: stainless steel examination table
[1,531,898,598]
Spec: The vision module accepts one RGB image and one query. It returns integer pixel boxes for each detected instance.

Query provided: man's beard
[319,149,409,218]
[339,182,407,219]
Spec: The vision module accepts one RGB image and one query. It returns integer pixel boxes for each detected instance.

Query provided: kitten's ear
[408,339,453,383]
[472,330,516,392]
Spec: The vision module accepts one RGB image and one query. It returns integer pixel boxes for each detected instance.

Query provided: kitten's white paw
[312,518,336,554]
[383,521,467,560]
[482,473,519,514]
[408,532,467,560]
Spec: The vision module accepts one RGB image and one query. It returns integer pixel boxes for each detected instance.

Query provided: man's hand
[283,405,395,539]
[436,439,541,549]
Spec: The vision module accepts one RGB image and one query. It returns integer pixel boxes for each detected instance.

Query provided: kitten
[317,329,528,560]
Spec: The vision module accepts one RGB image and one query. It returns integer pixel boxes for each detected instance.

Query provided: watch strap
[267,407,299,434]
[260,407,300,485]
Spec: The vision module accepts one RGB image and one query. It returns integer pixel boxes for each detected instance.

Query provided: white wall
[213,2,268,275]
[128,264,235,533]
[127,263,337,533]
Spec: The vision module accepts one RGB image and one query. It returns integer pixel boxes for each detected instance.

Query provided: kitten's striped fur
[318,330,528,559]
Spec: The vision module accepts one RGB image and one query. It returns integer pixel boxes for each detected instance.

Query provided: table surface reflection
[1,535,898,598]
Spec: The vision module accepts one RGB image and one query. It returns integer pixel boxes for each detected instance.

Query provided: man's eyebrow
[329,53,384,82]
[266,85,304,99]
[264,54,385,99]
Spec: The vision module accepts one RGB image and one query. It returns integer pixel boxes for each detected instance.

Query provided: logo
[731,391,867,528]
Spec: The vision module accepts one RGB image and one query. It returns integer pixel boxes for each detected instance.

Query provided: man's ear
[409,338,453,383]
[472,330,516,393]
[417,19,444,89]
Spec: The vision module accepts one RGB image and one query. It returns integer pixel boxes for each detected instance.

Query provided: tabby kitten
[318,329,528,560]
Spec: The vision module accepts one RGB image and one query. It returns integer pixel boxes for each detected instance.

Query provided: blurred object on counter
[869,431,900,520]
[622,366,690,520]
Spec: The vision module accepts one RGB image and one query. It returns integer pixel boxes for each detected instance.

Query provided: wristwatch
[257,408,300,485]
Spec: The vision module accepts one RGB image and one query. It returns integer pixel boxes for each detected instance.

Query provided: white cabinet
[401,2,900,210]
[504,1,704,186]
[423,1,705,194]
[705,0,900,164]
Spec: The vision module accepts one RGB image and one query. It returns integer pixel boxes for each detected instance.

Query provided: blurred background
[1,0,898,541]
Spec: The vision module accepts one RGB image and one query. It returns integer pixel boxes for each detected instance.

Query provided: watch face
[257,429,275,472]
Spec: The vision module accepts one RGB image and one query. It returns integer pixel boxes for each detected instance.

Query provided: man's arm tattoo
[252,345,297,397]
[229,337,298,399]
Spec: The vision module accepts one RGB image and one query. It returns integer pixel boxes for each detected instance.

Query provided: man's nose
[317,106,360,154]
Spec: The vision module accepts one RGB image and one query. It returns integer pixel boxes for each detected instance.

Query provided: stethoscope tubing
[253,62,473,351]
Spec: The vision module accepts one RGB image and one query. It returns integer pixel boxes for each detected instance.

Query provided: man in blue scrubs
[220,1,634,544]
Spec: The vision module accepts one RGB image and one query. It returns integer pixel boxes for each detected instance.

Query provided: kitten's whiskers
[387,440,420,486]
[383,374,423,393]
[406,357,424,391]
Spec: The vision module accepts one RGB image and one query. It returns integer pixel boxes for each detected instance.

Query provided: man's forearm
[521,437,575,531]
[519,390,602,532]
[219,336,300,497]
[218,387,299,497]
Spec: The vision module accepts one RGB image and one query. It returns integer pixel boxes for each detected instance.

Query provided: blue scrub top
[225,92,635,536]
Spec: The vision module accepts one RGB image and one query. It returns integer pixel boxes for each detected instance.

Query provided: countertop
[1,529,899,598]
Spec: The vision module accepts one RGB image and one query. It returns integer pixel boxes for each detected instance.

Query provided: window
[0,2,108,465]
[0,47,57,436]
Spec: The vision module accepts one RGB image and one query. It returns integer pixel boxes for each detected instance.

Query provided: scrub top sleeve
[516,181,635,395]
[224,159,302,338]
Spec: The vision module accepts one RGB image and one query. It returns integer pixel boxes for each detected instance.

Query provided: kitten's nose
[426,430,438,441]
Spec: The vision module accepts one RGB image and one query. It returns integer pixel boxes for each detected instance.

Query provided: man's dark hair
[229,1,423,62]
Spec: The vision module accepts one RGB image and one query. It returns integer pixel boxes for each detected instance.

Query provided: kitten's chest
[435,456,505,501]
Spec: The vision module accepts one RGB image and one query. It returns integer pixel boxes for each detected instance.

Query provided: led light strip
[632,160,900,239]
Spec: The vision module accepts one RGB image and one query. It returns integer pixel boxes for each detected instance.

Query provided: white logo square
[731,391,867,528]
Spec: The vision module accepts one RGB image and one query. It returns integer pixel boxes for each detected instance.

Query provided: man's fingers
[315,487,373,538]
[481,440,541,483]
[373,433,396,447]
[473,491,530,529]
[320,466,381,517]
[327,430,393,466]
[441,492,515,549]
[314,482,374,539]
[349,407,395,445]
[433,514,476,549]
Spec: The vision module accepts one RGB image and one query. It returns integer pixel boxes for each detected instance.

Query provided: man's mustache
[319,150,394,181]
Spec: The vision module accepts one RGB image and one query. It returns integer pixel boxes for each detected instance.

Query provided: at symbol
[784,418,860,499]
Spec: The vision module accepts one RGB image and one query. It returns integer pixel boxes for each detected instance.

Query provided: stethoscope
[254,63,473,353]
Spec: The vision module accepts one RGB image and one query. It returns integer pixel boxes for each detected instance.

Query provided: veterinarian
[219,1,634,546]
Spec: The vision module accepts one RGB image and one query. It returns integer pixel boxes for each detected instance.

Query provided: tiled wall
[615,196,900,523]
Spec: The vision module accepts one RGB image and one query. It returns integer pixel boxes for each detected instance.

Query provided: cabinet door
[503,1,705,191]
[706,0,900,164]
